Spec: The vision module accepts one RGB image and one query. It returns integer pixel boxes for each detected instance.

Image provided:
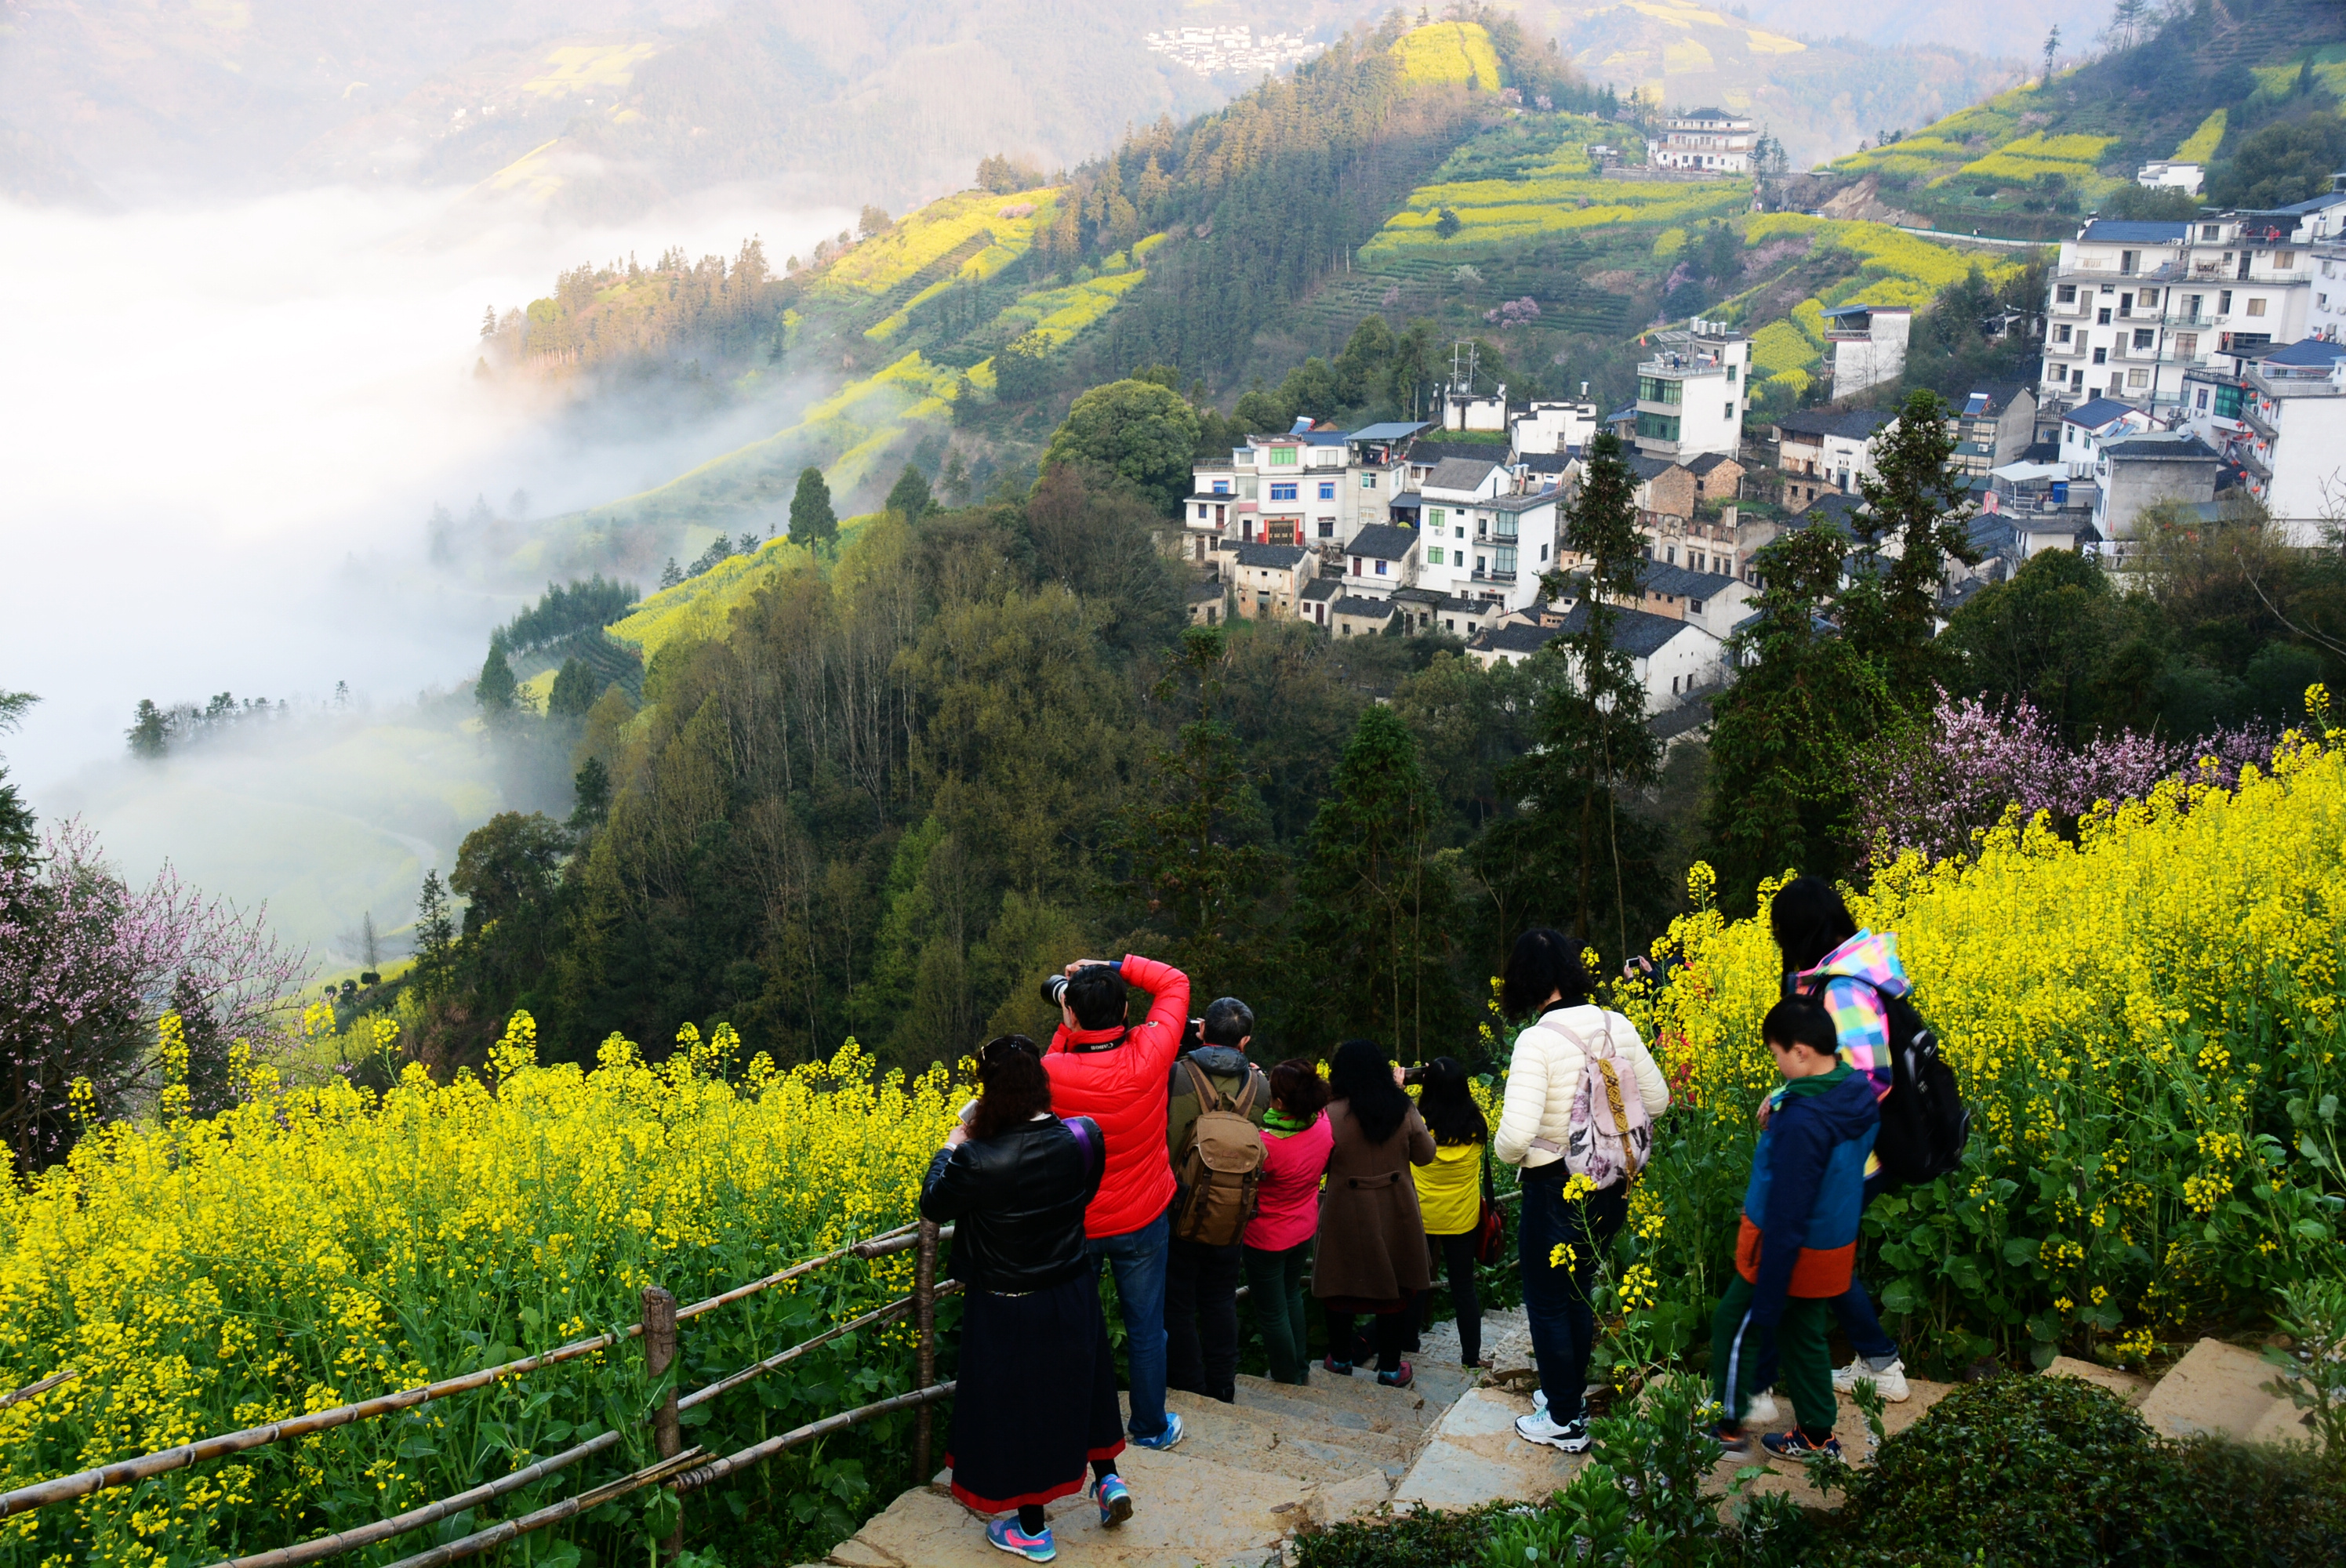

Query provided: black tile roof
[1331,595,1396,619]
[1642,563,1740,599]
[1302,575,1343,601]
[1685,452,1741,475]
[1555,600,1704,658]
[1424,457,1502,492]
[1777,407,1895,441]
[1469,621,1564,655]
[1346,524,1419,561]
[1233,543,1311,568]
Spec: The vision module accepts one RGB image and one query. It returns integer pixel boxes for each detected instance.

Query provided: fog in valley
[2,180,848,962]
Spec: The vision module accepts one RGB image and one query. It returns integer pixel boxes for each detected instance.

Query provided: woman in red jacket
[1241,1059,1335,1385]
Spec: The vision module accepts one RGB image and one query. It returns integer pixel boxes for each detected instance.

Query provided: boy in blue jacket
[1709,997,1880,1458]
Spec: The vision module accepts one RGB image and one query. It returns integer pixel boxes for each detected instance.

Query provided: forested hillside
[417,466,1603,1076]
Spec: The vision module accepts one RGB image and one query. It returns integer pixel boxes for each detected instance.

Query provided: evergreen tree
[1117,626,1273,989]
[0,691,36,866]
[361,911,382,973]
[660,557,682,590]
[547,658,597,720]
[127,699,169,758]
[474,641,519,716]
[1038,379,1201,514]
[790,467,839,547]
[415,870,456,1001]
[1294,706,1450,1060]
[1702,524,1893,911]
[569,756,612,834]
[1843,389,1978,704]
[884,463,934,520]
[1487,432,1661,959]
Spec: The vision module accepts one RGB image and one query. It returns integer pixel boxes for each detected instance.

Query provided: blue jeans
[1517,1165,1629,1424]
[1086,1207,1171,1439]
[1834,1178,1898,1364]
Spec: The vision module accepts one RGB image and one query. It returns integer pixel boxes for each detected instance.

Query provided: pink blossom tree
[0,819,307,1169]
[1850,692,2278,868]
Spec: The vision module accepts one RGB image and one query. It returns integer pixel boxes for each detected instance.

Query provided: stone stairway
[804,1304,2315,1566]
[813,1348,1500,1567]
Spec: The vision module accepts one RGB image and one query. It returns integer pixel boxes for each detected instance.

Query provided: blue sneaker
[1131,1410,1185,1450]
[1089,1472,1131,1526]
[986,1518,1055,1562]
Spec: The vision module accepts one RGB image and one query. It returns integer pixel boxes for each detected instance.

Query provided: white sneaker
[1742,1388,1779,1425]
[1529,1384,1607,1414]
[1514,1410,1592,1452]
[1831,1356,1911,1403]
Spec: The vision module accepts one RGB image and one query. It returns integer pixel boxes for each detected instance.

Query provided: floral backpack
[1561,1011,1654,1187]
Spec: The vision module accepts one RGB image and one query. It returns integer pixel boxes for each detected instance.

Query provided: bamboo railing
[0,1220,958,1568]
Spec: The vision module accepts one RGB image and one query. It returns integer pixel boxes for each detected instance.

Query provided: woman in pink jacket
[1240,1059,1334,1384]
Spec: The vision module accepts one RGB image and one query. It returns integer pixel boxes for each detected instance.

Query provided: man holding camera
[1041,954,1192,1450]
[1162,997,1270,1404]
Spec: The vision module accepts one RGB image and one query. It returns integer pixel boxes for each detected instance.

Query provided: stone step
[1162,1390,1406,1490]
[1233,1368,1447,1424]
[1208,1388,1418,1473]
[826,1441,1338,1566]
[1232,1375,1432,1440]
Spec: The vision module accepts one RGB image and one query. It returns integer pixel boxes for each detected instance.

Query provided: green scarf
[1767,1060,1852,1110]
[1265,1107,1314,1134]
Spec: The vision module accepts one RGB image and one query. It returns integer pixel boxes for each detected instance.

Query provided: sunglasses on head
[979,1033,1042,1065]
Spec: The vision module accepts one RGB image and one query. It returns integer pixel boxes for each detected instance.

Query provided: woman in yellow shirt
[1410,1057,1491,1368]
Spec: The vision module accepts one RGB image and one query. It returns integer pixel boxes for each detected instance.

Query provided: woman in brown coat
[1312,1038,1437,1388]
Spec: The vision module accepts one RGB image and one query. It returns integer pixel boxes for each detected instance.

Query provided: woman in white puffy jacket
[1493,927,1670,1454]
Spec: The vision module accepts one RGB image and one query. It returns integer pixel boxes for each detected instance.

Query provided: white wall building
[1510,398,1598,457]
[2040,214,2322,416]
[1821,303,1912,397]
[1646,109,1754,175]
[1181,419,1429,565]
[1632,318,1749,461]
[2136,160,2203,194]
[2240,351,2346,543]
[2057,397,2154,478]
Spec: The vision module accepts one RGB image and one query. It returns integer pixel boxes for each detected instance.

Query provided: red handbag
[1474,1144,1508,1265]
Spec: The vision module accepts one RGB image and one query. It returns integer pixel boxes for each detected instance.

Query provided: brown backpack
[1170,1057,1266,1247]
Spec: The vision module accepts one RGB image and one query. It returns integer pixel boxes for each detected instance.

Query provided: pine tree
[475,641,518,716]
[361,911,381,973]
[1487,432,1663,960]
[790,467,838,547]
[415,870,457,1001]
[127,699,169,758]
[1701,524,1894,911]
[1843,389,1978,704]
[1117,626,1273,986]
[1295,706,1449,1059]
[660,557,682,590]
[547,658,596,720]
[569,756,612,833]
[884,463,933,520]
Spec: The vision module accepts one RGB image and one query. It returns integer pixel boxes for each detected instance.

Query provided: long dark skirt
[944,1271,1125,1515]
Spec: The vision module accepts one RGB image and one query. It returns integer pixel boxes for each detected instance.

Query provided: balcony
[1472,568,1518,584]
[2242,404,2279,440]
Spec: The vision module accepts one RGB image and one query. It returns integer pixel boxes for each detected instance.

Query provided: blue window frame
[1318,481,1336,500]
[1270,482,1298,501]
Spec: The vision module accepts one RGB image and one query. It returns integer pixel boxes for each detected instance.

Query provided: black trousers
[1324,1294,1414,1373]
[1433,1232,1484,1365]
[1164,1235,1244,1402]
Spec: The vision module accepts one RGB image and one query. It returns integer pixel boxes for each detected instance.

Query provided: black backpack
[1806,976,1970,1187]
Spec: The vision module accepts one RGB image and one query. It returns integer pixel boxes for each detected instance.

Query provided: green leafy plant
[2265,1273,2346,1473]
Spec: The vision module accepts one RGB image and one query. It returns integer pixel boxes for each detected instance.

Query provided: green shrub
[1832,1374,2166,1563]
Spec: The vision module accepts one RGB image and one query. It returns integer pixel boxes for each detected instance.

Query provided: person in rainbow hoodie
[1709,996,1879,1458]
[1773,875,1913,1403]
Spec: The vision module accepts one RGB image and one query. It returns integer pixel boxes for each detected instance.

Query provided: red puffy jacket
[1042,954,1190,1239]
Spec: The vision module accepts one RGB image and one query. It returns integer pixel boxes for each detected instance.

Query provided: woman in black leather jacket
[920,1034,1126,1563]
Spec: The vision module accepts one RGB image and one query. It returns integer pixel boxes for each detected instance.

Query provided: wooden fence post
[642,1286,684,1560]
[913,1220,939,1482]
